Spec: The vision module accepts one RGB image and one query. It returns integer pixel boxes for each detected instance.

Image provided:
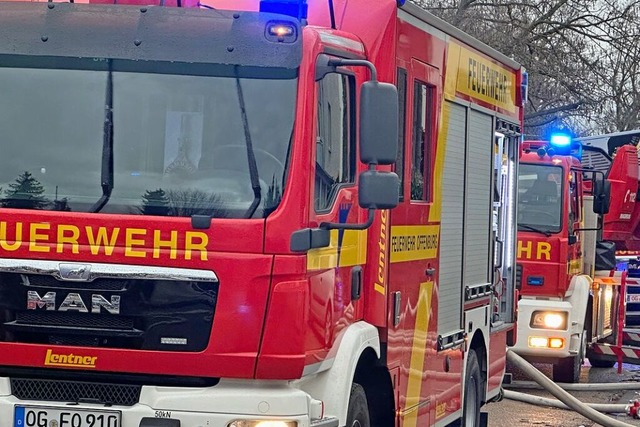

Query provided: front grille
[49,335,100,347]
[0,271,218,352]
[11,378,141,406]
[515,263,523,290]
[23,275,125,291]
[16,311,134,329]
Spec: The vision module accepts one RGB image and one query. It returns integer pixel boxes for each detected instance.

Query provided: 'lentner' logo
[44,349,97,369]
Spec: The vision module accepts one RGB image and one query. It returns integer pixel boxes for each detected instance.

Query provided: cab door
[387,58,441,427]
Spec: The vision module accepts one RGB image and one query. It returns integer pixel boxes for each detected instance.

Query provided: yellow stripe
[428,43,459,224]
[390,225,439,263]
[568,258,582,275]
[339,229,368,267]
[307,230,367,271]
[402,281,433,427]
[428,101,452,223]
[443,43,461,102]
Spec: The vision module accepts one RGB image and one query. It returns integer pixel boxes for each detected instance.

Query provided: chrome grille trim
[0,258,217,282]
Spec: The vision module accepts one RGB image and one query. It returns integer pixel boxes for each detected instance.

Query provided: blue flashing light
[397,0,407,5]
[549,133,572,147]
[260,0,308,21]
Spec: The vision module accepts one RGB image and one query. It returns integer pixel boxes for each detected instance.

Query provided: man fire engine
[0,0,526,426]
[511,132,640,382]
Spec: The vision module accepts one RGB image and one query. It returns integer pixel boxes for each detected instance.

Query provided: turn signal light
[528,336,565,349]
[549,338,564,348]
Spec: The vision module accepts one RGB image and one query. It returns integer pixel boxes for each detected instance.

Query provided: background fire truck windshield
[0,60,296,219]
[517,163,563,232]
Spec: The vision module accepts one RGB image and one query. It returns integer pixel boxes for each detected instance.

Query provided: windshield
[0,59,296,219]
[518,163,563,233]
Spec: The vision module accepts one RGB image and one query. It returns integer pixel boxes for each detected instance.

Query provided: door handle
[426,267,436,276]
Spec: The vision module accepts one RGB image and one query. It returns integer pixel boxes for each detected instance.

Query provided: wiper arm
[518,224,551,237]
[235,72,262,219]
[90,64,114,213]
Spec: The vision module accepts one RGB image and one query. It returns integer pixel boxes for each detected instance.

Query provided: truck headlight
[530,311,568,329]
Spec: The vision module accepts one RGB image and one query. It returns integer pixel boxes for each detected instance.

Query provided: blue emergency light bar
[260,0,308,21]
[549,133,572,147]
[547,131,582,160]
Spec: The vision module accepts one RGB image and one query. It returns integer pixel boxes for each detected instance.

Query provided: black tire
[346,383,370,427]
[552,355,581,383]
[586,349,616,368]
[462,349,483,427]
[552,330,585,383]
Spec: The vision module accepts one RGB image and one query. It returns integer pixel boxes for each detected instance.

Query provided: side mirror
[290,227,331,252]
[593,176,611,215]
[360,81,398,165]
[359,170,400,209]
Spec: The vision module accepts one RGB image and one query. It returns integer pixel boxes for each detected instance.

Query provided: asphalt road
[484,360,640,426]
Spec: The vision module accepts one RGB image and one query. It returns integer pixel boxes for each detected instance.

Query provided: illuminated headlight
[228,421,298,427]
[529,337,548,348]
[528,336,565,349]
[530,311,568,330]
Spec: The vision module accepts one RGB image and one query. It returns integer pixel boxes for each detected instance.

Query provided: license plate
[628,294,640,303]
[14,406,121,427]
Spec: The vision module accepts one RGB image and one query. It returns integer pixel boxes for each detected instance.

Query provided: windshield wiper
[90,63,114,213]
[235,71,262,219]
[518,224,551,236]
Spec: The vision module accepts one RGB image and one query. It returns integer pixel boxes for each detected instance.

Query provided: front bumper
[511,299,580,360]
[0,378,337,427]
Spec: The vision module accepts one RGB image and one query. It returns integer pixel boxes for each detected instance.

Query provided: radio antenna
[328,0,336,29]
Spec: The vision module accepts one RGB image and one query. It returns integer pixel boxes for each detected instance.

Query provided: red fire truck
[0,0,526,426]
[511,132,640,382]
[579,131,640,368]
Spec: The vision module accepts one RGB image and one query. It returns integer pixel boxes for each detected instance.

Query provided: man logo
[27,291,121,314]
[58,263,92,281]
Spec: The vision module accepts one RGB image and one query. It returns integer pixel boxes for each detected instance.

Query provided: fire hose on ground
[505,349,638,426]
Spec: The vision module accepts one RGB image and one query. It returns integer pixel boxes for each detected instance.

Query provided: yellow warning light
[268,25,295,37]
[549,338,565,349]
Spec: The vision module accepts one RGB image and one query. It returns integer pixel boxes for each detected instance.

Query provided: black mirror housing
[360,81,398,165]
[593,176,611,215]
[290,227,331,252]
[359,170,400,209]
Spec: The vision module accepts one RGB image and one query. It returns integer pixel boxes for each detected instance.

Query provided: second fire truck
[511,131,640,382]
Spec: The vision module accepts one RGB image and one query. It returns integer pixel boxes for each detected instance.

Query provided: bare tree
[411,0,640,137]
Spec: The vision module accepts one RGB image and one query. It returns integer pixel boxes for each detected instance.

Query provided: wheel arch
[467,330,488,403]
[296,322,393,426]
[353,347,395,427]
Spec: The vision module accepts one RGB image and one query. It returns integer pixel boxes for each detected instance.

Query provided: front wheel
[346,383,370,427]
[462,349,483,426]
[552,330,585,383]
